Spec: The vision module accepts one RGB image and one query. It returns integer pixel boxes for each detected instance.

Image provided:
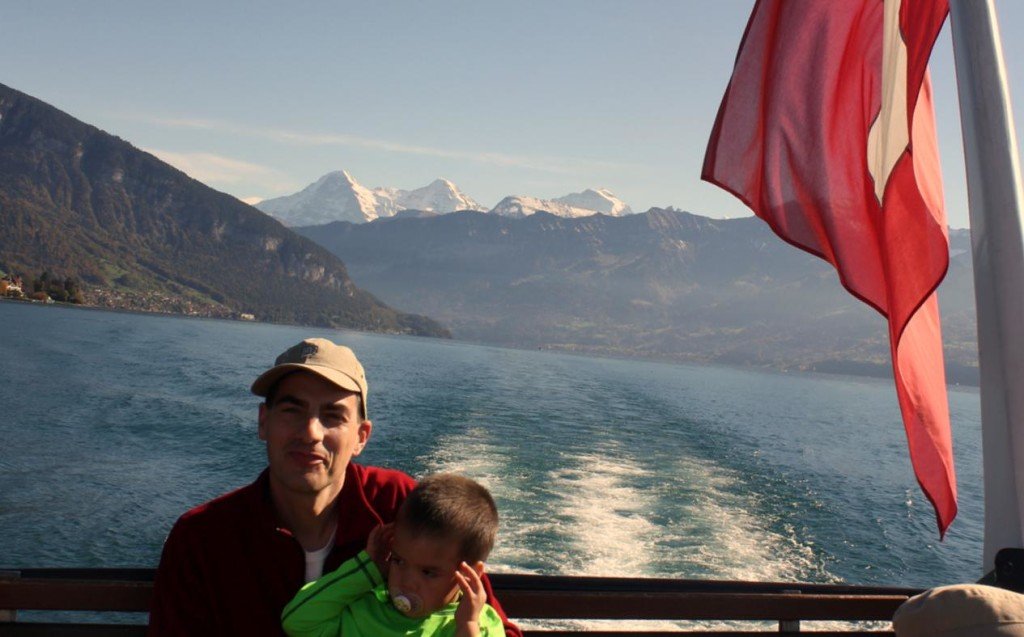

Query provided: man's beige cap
[894,584,1024,637]
[251,338,368,419]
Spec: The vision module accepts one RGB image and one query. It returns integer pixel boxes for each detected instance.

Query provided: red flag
[703,0,956,536]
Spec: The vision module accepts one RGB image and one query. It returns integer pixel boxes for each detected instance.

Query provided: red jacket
[148,464,521,636]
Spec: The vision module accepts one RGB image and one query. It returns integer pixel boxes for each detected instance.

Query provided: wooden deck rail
[0,569,918,636]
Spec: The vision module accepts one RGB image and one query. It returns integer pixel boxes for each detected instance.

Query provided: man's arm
[280,551,383,637]
[147,521,214,635]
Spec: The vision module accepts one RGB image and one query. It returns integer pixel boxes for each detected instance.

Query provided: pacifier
[390,590,423,615]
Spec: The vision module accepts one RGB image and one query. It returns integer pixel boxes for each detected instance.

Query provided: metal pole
[948,0,1024,573]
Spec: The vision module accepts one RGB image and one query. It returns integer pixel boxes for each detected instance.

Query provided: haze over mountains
[0,81,978,383]
[296,211,978,384]
[256,170,634,226]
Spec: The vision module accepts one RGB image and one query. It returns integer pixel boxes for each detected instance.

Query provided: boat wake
[418,432,882,631]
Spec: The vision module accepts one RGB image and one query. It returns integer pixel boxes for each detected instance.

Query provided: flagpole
[948,0,1024,574]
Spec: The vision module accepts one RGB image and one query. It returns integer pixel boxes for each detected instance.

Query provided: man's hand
[366,523,394,577]
[454,561,487,637]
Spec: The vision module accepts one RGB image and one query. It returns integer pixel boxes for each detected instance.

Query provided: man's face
[387,526,467,617]
[258,371,371,498]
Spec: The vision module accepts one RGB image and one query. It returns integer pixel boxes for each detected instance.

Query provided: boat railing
[0,568,920,635]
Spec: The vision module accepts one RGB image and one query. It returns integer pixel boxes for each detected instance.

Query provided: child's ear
[471,561,485,576]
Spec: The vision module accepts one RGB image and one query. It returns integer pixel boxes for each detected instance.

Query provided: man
[148,338,520,636]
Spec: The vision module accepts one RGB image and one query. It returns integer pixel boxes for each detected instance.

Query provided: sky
[3,1,1023,229]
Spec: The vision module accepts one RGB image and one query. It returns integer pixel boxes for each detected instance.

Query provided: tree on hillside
[29,271,84,304]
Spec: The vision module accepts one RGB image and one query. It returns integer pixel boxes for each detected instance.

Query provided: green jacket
[282,551,506,637]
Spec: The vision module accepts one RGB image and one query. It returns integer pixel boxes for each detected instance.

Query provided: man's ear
[354,419,372,455]
[471,561,485,576]
[257,402,269,441]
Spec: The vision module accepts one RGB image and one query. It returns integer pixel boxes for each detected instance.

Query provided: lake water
[0,301,986,627]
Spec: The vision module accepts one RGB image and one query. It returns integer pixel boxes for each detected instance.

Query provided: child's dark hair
[396,474,499,563]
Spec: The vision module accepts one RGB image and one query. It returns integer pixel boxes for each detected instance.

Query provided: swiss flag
[703,0,956,536]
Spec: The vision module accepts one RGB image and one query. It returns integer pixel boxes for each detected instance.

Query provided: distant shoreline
[3,296,979,389]
[0,295,251,327]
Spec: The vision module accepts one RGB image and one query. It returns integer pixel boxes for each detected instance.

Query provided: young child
[281,473,506,637]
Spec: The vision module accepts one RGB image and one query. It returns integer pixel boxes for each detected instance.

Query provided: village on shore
[1,271,255,321]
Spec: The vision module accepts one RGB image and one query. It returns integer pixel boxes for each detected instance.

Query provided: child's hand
[367,523,394,577]
[454,561,486,637]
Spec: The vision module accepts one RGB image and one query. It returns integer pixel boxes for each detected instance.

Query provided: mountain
[489,195,600,218]
[489,189,633,219]
[295,209,978,384]
[388,178,485,214]
[554,188,633,216]
[257,172,485,226]
[0,83,448,337]
[260,171,633,225]
[257,170,391,226]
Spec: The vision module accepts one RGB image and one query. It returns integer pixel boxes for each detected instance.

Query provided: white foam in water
[547,452,659,576]
[529,452,749,631]
[658,455,828,583]
[420,428,507,491]
[526,451,700,632]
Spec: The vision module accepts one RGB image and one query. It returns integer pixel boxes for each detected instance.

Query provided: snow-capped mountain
[554,188,633,216]
[257,172,485,226]
[257,170,633,226]
[489,196,595,218]
[389,178,486,213]
[256,171,391,226]
[489,189,634,219]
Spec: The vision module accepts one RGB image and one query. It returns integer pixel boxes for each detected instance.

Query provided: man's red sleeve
[147,518,211,635]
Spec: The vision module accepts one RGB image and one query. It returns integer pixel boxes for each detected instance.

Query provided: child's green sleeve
[281,551,384,637]
[480,604,507,636]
